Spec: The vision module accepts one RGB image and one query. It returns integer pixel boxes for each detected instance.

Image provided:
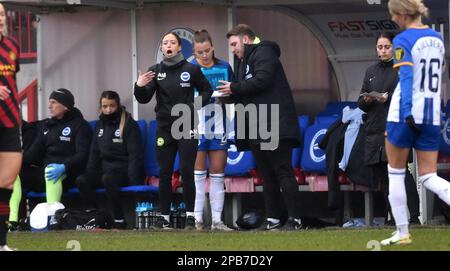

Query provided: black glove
[405,115,421,133]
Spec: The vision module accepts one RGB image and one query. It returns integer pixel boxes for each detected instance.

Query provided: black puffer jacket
[23,107,92,177]
[230,40,301,151]
[357,59,398,165]
[87,107,144,184]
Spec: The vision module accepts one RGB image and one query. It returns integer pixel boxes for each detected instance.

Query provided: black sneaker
[113,220,127,230]
[281,217,307,231]
[153,216,171,230]
[256,219,282,231]
[7,221,19,232]
[184,216,196,230]
[384,219,396,226]
[409,217,421,225]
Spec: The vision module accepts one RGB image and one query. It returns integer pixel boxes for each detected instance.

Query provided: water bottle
[178,202,186,229]
[135,202,142,230]
[143,202,150,229]
[148,202,154,228]
[170,203,178,228]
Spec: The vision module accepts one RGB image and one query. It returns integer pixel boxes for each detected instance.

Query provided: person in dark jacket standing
[23,88,92,204]
[218,24,303,230]
[76,91,144,229]
[134,31,212,229]
[358,32,419,225]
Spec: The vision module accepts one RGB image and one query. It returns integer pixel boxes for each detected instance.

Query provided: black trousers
[157,137,197,215]
[75,170,129,220]
[249,140,299,219]
[20,165,76,193]
[372,162,420,221]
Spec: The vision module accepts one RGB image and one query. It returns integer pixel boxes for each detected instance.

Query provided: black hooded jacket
[23,107,92,177]
[134,58,212,132]
[87,107,145,184]
[230,40,301,151]
[357,59,397,165]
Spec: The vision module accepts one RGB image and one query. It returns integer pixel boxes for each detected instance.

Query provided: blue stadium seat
[323,101,357,115]
[136,120,147,145]
[144,120,180,177]
[292,148,302,169]
[120,185,158,193]
[68,187,106,194]
[298,115,310,139]
[300,122,330,174]
[440,112,450,155]
[145,120,159,177]
[439,100,450,154]
[26,188,80,199]
[315,102,357,123]
[445,99,450,114]
[292,115,311,168]
[315,115,339,126]
[26,191,48,198]
[88,120,97,132]
[26,185,158,199]
[224,144,255,176]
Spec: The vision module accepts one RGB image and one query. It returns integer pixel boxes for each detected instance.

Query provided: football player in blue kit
[382,0,450,245]
[191,29,234,231]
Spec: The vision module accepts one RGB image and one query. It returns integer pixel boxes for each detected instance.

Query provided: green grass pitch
[7,226,450,251]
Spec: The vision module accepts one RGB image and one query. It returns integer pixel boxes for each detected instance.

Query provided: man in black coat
[23,88,92,203]
[218,24,303,230]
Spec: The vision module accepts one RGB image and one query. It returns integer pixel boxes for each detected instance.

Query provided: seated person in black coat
[76,91,145,229]
[23,88,92,203]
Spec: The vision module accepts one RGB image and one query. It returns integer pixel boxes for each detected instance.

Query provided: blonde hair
[388,0,429,18]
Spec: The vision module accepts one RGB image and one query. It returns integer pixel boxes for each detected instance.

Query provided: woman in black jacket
[358,33,419,225]
[134,31,212,229]
[23,88,92,204]
[76,91,144,229]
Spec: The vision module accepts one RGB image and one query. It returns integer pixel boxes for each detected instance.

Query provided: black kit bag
[236,211,264,230]
[54,208,114,230]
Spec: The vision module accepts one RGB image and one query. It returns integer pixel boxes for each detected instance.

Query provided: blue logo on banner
[310,129,327,163]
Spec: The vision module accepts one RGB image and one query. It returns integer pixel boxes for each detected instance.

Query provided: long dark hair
[163,31,181,45]
[375,32,395,45]
[193,29,219,64]
[99,90,129,139]
[99,90,121,109]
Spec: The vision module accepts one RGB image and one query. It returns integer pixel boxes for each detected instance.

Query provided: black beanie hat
[49,88,74,109]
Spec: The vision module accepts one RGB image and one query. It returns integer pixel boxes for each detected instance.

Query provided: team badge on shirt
[62,127,71,136]
[157,137,165,147]
[60,127,72,142]
[113,129,123,143]
[395,47,405,61]
[9,51,16,61]
[180,72,190,81]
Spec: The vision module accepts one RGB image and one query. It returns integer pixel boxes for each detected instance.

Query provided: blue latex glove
[45,163,66,183]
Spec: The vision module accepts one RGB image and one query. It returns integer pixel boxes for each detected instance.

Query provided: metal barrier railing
[7,11,37,62]
[18,79,38,122]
